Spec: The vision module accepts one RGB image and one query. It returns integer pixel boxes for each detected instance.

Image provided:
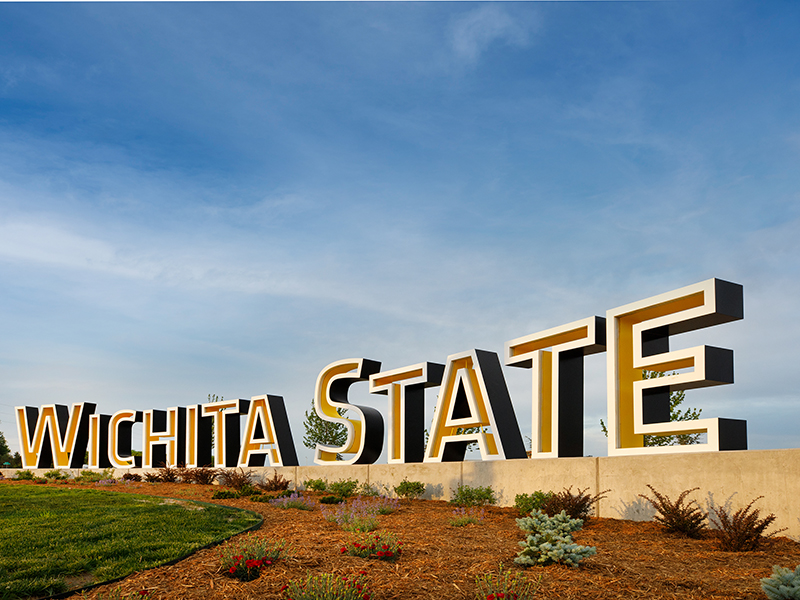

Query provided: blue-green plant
[14,469,35,481]
[761,565,800,600]
[44,469,70,480]
[514,509,596,568]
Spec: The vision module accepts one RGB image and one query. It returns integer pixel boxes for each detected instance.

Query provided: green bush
[329,478,359,498]
[515,491,554,516]
[212,490,240,500]
[450,484,496,507]
[761,564,800,600]
[394,478,426,500]
[320,495,345,504]
[357,482,382,496]
[15,470,35,481]
[514,509,596,568]
[303,478,327,492]
[43,469,69,480]
[75,468,116,483]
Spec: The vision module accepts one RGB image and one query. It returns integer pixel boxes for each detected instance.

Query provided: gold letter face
[424,350,526,462]
[606,278,746,456]
[313,358,383,465]
[506,316,605,458]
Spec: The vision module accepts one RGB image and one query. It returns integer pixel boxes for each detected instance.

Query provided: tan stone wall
[3,448,798,539]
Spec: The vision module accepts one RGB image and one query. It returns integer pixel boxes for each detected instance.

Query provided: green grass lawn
[0,485,261,598]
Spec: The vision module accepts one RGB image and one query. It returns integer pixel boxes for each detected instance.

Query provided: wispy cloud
[450,5,533,64]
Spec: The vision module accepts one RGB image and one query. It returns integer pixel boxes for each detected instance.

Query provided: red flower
[487,595,495,600]
[138,592,150,597]
[229,566,236,573]
[498,594,505,599]
[363,595,369,600]
[359,570,367,575]
[341,547,347,553]
[382,544,389,550]
[280,585,289,592]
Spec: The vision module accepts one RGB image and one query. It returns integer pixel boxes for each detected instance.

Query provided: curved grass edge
[12,492,263,600]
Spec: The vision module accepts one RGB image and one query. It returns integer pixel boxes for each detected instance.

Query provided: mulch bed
[7,481,800,599]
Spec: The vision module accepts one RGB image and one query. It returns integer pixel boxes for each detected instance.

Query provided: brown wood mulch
[8,481,800,600]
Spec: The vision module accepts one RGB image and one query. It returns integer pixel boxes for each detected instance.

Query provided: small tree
[302,400,347,452]
[601,370,702,446]
[0,427,11,467]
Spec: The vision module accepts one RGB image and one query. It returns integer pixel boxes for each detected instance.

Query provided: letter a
[424,350,526,462]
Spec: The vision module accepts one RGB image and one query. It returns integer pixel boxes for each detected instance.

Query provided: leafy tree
[302,399,347,451]
[601,370,702,446]
[0,428,9,458]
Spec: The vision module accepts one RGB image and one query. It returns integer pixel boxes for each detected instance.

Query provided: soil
[6,480,800,600]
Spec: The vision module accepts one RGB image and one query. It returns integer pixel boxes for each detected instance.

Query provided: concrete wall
[3,448,798,539]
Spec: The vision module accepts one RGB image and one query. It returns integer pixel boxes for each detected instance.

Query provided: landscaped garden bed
[2,477,799,599]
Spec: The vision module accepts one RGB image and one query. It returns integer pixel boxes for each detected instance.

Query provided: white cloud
[450,5,532,64]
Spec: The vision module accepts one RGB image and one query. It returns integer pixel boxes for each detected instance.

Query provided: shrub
[322,497,380,532]
[710,496,786,551]
[450,506,485,527]
[514,509,595,568]
[342,530,403,561]
[304,478,328,492]
[43,469,69,480]
[516,509,584,538]
[15,470,35,481]
[282,571,371,600]
[217,467,255,491]
[639,485,707,538]
[450,484,497,507]
[76,468,116,483]
[258,470,291,492]
[218,533,287,581]
[34,477,47,484]
[761,564,800,600]
[515,491,554,516]
[475,564,540,600]
[143,470,162,483]
[121,472,142,482]
[358,482,382,497]
[330,478,360,498]
[157,463,180,483]
[269,492,316,511]
[320,495,346,504]
[394,478,426,500]
[543,487,608,520]
[187,466,217,485]
[212,490,241,500]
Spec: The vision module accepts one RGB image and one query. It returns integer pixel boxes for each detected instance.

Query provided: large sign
[15,278,747,469]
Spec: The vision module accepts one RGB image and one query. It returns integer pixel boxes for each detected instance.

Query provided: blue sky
[1,1,798,464]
